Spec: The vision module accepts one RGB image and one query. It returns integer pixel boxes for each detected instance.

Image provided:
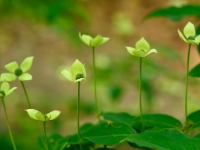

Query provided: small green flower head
[126,37,157,57]
[0,81,17,98]
[0,56,34,82]
[79,32,109,47]
[178,22,200,44]
[60,59,86,82]
[25,109,61,122]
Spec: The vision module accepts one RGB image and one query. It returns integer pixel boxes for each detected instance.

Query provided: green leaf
[189,63,200,77]
[63,143,94,150]
[196,25,200,55]
[38,134,64,150]
[59,123,94,150]
[85,122,136,146]
[194,133,200,139]
[125,129,200,150]
[102,112,136,125]
[65,123,94,145]
[48,134,63,150]
[187,110,200,129]
[145,5,200,21]
[132,114,182,131]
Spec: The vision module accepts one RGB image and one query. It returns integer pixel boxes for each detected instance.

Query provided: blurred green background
[1,0,200,149]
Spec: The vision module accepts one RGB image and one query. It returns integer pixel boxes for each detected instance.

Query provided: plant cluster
[1,21,200,150]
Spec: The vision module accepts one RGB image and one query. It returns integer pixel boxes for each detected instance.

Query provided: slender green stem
[185,44,191,122]
[92,46,100,122]
[77,82,83,150]
[20,81,45,147]
[20,81,31,108]
[1,97,17,150]
[139,57,144,130]
[43,121,49,150]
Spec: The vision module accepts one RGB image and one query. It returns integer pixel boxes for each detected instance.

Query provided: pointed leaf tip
[20,56,34,72]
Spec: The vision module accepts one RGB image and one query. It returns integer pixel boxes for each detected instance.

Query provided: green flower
[79,32,109,47]
[178,22,200,44]
[60,59,86,82]
[0,56,34,82]
[126,37,157,57]
[25,109,61,121]
[0,81,17,98]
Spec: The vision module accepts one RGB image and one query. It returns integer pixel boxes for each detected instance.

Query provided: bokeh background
[1,0,200,149]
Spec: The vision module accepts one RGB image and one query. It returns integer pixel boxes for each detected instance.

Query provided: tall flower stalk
[184,44,191,120]
[92,46,100,122]
[26,109,61,150]
[0,81,17,150]
[60,59,86,150]
[77,81,82,150]
[79,33,109,122]
[126,37,157,130]
[139,57,143,128]
[178,22,200,121]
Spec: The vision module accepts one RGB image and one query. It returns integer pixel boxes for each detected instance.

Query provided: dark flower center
[76,73,84,80]
[44,114,48,121]
[15,68,23,76]
[0,90,6,97]
[187,36,195,40]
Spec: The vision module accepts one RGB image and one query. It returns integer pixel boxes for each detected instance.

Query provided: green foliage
[95,148,115,150]
[2,2,200,150]
[125,129,200,150]
[132,114,182,131]
[189,63,200,77]
[196,25,200,54]
[144,4,200,21]
[85,121,136,146]
[102,112,136,125]
[0,0,89,45]
[187,110,200,130]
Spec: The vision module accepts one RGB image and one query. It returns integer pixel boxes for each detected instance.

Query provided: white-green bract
[0,81,17,98]
[0,56,34,82]
[126,37,157,57]
[60,59,86,82]
[25,109,61,121]
[178,22,200,44]
[79,32,109,47]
